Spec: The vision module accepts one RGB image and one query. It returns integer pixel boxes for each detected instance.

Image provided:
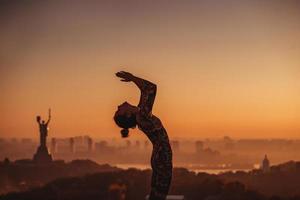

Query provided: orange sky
[0,0,299,139]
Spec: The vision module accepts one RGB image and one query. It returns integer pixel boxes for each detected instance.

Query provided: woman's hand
[115,71,135,82]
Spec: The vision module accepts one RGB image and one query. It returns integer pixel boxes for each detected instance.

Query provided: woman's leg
[149,167,172,200]
[149,146,172,200]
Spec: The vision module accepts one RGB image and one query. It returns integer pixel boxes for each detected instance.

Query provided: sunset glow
[0,0,299,139]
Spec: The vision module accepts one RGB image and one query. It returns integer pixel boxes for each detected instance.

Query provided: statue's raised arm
[46,108,51,125]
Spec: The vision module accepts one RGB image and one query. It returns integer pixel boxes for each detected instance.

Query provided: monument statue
[36,109,51,147]
[33,109,53,164]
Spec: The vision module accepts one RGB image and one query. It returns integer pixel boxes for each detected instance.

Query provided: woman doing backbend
[114,71,173,200]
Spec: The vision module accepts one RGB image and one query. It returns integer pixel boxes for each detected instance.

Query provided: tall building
[195,140,204,153]
[87,137,93,152]
[69,137,75,153]
[171,140,180,152]
[95,141,110,154]
[261,154,270,173]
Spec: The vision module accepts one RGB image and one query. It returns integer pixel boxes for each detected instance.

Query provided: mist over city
[2,136,300,171]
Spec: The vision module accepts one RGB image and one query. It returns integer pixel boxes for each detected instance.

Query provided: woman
[114,71,173,200]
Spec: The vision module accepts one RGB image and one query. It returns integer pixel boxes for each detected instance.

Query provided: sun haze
[0,0,299,139]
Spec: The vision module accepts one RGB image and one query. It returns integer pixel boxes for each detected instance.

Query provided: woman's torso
[137,112,173,172]
[136,113,170,145]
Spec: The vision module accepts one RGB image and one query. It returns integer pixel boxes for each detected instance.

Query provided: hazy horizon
[1,0,299,139]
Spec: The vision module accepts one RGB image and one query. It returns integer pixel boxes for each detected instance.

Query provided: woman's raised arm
[116,71,157,116]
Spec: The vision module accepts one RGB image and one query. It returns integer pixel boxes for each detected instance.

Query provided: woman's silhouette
[114,71,173,200]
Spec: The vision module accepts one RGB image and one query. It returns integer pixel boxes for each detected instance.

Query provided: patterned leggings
[149,143,172,200]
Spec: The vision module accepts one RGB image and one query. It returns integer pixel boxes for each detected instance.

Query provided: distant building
[87,137,93,152]
[261,154,270,173]
[21,138,32,144]
[69,137,75,153]
[95,141,108,151]
[95,140,113,154]
[195,140,204,153]
[223,136,235,150]
[171,140,180,152]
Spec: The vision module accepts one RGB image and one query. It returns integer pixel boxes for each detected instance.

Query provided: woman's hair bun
[121,128,129,138]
